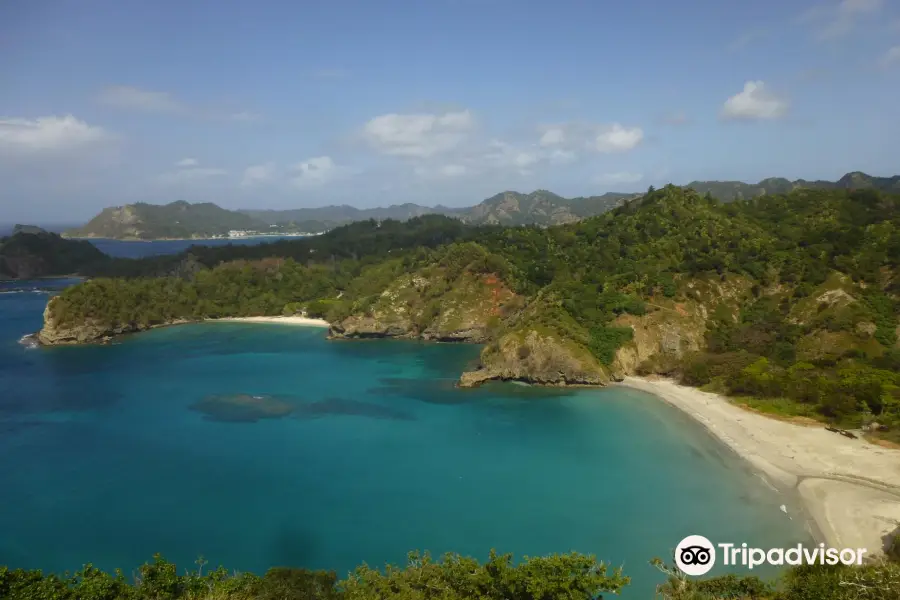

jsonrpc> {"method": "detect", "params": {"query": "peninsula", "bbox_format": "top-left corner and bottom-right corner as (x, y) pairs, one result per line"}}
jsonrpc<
(0, 226), (108, 279)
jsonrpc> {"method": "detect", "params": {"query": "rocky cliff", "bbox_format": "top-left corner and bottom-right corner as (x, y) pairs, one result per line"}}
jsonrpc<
(328, 267), (518, 342)
(459, 327), (612, 387)
(37, 297), (191, 345)
(39, 298), (131, 345)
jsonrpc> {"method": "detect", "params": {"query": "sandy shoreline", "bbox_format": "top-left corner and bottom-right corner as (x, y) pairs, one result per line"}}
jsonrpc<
(620, 376), (900, 556)
(211, 316), (329, 327)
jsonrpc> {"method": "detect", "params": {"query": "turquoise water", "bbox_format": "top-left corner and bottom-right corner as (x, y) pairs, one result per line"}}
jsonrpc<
(0, 280), (811, 597)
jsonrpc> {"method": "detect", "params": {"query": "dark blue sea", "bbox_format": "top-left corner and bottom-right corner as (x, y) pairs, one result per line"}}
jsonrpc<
(86, 236), (305, 259)
(0, 239), (812, 597)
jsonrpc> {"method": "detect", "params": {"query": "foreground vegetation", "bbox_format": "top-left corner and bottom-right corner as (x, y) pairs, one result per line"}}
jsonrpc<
(3, 552), (899, 600)
(43, 185), (900, 438)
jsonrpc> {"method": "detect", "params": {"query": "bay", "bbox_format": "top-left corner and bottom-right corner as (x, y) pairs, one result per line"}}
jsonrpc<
(0, 280), (811, 598)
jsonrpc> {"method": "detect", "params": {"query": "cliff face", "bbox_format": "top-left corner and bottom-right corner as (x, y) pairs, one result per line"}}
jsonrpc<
(37, 297), (191, 345)
(329, 268), (517, 342)
(38, 298), (128, 345)
(459, 327), (611, 387)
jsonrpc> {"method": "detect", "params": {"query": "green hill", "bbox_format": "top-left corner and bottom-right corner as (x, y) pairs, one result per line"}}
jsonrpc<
(687, 171), (900, 202)
(0, 228), (108, 279)
(65, 200), (268, 240)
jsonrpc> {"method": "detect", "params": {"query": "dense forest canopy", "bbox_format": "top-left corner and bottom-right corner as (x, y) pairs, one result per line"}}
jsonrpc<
(0, 230), (107, 279)
(2, 550), (898, 600)
(47, 185), (900, 438)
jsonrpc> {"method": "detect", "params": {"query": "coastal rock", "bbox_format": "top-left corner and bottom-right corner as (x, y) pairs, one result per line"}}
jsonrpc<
(38, 299), (122, 345)
(37, 297), (192, 345)
(609, 278), (747, 377)
(610, 311), (705, 377)
(328, 315), (414, 339)
(329, 266), (517, 343)
(459, 328), (611, 387)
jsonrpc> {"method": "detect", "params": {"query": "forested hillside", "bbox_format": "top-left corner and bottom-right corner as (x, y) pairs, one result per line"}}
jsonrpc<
(65, 200), (268, 240)
(0, 229), (108, 279)
(41, 186), (900, 440)
(687, 171), (900, 202)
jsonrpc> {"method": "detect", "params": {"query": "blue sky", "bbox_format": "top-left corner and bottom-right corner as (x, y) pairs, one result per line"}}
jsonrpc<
(1, 0), (899, 222)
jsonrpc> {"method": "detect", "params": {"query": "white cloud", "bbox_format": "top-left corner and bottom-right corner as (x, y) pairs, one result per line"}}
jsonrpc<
(241, 162), (277, 186)
(363, 110), (474, 157)
(158, 158), (227, 184)
(880, 46), (900, 67)
(801, 0), (883, 40)
(721, 81), (789, 120)
(97, 86), (184, 113)
(483, 140), (541, 175)
(414, 163), (470, 179)
(539, 128), (566, 147)
(536, 122), (643, 156)
(291, 156), (337, 187)
(594, 124), (644, 153)
(439, 164), (467, 177)
(548, 148), (576, 164)
(594, 172), (644, 185)
(0, 115), (111, 154)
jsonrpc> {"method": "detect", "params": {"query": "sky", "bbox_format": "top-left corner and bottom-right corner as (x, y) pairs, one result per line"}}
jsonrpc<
(1, 0), (899, 222)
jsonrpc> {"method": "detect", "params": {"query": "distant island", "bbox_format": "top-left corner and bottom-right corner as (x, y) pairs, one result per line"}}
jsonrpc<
(62, 200), (324, 241)
(63, 171), (899, 241)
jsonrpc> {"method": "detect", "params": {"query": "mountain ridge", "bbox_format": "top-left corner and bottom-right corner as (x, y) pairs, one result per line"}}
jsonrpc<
(66, 171), (899, 240)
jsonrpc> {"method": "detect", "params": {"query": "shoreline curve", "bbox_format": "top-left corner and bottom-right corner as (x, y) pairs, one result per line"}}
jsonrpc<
(209, 316), (329, 327)
(619, 376), (900, 557)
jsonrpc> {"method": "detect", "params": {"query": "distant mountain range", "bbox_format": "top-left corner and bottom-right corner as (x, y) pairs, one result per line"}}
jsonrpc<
(65, 172), (899, 240)
(687, 171), (900, 202)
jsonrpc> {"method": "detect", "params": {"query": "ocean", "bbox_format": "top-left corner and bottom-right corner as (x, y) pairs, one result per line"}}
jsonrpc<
(86, 236), (307, 259)
(0, 239), (812, 598)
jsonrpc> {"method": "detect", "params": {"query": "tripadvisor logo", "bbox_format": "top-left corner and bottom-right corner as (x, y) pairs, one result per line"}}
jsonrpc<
(674, 535), (868, 577)
(675, 535), (717, 576)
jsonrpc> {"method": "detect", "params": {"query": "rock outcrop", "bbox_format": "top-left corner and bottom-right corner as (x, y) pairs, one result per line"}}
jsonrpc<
(37, 297), (189, 345)
(459, 328), (611, 387)
(328, 268), (517, 343)
(328, 315), (414, 339)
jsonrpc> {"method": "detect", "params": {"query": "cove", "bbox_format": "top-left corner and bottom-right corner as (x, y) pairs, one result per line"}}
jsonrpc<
(0, 298), (811, 598)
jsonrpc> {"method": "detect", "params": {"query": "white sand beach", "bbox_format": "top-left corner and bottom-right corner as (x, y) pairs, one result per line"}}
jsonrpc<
(212, 316), (330, 327)
(620, 376), (900, 556)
